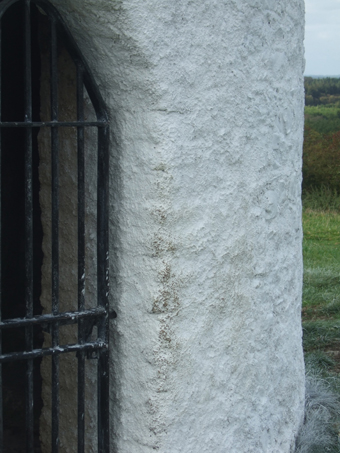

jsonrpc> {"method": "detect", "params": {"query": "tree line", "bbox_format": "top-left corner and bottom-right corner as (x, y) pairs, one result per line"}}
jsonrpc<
(305, 77), (340, 106)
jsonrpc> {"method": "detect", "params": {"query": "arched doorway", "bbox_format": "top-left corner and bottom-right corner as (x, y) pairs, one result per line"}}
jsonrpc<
(0, 1), (110, 451)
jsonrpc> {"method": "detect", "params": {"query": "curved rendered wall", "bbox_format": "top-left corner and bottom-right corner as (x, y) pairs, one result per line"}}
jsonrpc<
(47, 1), (305, 451)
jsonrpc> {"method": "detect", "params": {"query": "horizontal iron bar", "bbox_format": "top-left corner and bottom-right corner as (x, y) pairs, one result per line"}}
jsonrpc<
(0, 121), (108, 128)
(0, 307), (107, 330)
(0, 341), (107, 363)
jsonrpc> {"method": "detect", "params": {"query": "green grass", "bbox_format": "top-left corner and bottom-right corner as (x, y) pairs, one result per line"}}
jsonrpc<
(303, 187), (340, 213)
(298, 88), (340, 451)
(305, 106), (340, 117)
(302, 209), (340, 318)
(301, 199), (340, 451)
(305, 105), (340, 134)
(295, 366), (340, 453)
(302, 206), (340, 342)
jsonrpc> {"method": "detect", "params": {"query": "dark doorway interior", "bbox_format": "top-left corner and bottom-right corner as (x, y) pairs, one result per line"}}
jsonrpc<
(1, 3), (43, 451)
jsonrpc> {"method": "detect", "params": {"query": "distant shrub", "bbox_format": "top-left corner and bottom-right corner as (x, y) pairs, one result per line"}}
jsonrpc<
(302, 186), (340, 212)
(303, 127), (340, 193)
(305, 94), (316, 106)
(305, 106), (340, 118)
(304, 107), (340, 134)
(305, 77), (340, 106)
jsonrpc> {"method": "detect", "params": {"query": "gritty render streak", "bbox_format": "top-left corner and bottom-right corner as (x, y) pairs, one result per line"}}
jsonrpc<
(44, 1), (305, 452)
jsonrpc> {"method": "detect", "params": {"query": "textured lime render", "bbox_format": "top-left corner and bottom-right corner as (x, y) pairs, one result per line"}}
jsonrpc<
(45, 1), (305, 451)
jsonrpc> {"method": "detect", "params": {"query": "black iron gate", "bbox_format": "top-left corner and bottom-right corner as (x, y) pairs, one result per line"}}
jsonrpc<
(0, 0), (110, 451)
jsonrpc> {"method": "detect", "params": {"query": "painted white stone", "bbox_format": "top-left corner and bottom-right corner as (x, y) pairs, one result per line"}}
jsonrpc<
(42, 0), (305, 451)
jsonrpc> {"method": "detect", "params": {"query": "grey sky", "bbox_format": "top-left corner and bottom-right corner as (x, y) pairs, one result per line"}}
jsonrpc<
(304, 0), (340, 75)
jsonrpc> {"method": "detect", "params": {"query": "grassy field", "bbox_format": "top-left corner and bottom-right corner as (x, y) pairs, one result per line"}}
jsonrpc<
(305, 105), (340, 135)
(305, 106), (340, 117)
(298, 78), (340, 451)
(302, 207), (340, 370)
(300, 197), (340, 451)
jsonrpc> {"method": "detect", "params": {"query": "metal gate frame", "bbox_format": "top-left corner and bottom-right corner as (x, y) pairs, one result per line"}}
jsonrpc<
(0, 0), (110, 451)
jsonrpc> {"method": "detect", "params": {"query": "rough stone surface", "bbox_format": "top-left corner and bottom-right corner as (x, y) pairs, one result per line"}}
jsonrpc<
(42, 0), (305, 451)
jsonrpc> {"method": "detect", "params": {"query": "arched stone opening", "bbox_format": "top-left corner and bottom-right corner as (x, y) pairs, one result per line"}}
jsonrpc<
(0, 1), (110, 451)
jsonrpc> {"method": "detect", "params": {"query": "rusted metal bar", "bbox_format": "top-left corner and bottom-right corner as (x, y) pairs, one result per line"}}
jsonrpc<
(97, 124), (110, 452)
(0, 307), (108, 329)
(0, 341), (108, 363)
(0, 14), (2, 453)
(24, 1), (34, 450)
(77, 63), (86, 453)
(0, 121), (108, 127)
(50, 16), (60, 453)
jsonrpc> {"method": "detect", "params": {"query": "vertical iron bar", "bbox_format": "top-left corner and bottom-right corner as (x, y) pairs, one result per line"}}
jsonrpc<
(0, 17), (2, 453)
(24, 1), (34, 451)
(77, 64), (85, 453)
(97, 125), (110, 453)
(50, 17), (59, 453)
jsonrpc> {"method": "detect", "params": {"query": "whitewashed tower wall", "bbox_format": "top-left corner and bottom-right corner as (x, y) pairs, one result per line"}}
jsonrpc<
(43, 1), (305, 451)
